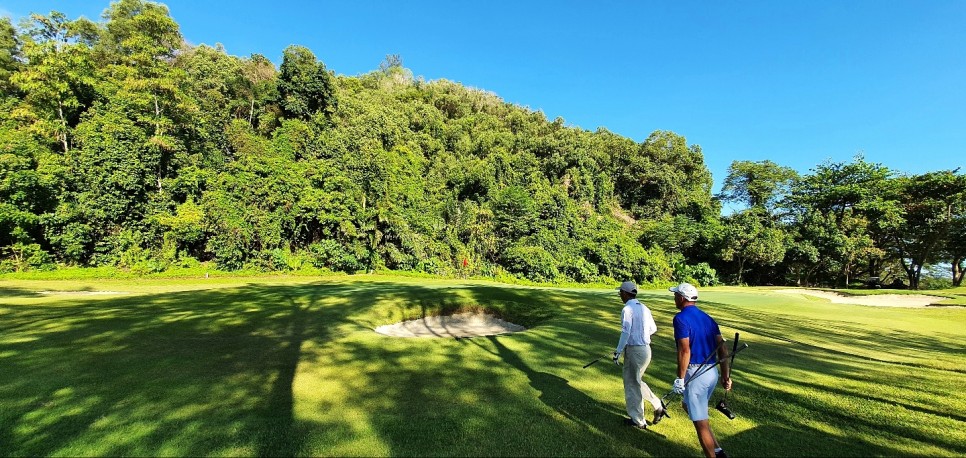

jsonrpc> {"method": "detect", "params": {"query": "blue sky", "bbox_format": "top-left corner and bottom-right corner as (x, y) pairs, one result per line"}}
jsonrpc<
(5, 1), (965, 195)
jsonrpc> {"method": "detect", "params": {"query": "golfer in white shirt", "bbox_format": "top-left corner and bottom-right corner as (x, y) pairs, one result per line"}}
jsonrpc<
(613, 280), (667, 429)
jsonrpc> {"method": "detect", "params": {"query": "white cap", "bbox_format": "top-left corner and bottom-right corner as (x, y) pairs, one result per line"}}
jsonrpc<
(669, 282), (698, 301)
(617, 281), (637, 294)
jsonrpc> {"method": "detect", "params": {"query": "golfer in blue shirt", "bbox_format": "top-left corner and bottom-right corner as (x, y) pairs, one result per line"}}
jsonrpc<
(670, 283), (732, 458)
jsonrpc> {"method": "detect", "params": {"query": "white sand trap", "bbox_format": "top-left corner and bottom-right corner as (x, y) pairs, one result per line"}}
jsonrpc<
(774, 289), (947, 307)
(375, 312), (526, 338)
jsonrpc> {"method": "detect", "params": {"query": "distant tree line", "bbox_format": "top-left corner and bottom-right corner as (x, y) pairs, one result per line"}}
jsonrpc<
(2, 0), (964, 289)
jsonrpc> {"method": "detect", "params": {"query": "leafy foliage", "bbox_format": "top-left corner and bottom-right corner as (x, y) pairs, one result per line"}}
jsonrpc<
(1, 2), (962, 289)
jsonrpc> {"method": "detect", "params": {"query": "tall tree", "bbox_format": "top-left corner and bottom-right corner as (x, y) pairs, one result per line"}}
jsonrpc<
(98, 0), (187, 191)
(719, 208), (786, 284)
(0, 17), (20, 95)
(718, 160), (798, 212)
(174, 44), (241, 167)
(11, 12), (98, 153)
(788, 157), (894, 285)
(946, 211), (966, 286)
(887, 170), (966, 289)
(613, 130), (714, 219)
(277, 45), (336, 121)
(238, 53), (277, 127)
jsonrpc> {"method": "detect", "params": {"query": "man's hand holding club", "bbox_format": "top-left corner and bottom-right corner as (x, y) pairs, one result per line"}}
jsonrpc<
(672, 377), (685, 394)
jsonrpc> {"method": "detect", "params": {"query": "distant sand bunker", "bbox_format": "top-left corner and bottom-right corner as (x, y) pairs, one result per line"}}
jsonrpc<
(774, 289), (947, 307)
(375, 312), (526, 338)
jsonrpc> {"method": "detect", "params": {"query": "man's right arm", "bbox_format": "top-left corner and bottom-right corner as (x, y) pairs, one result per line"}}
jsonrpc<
(676, 337), (690, 379)
(615, 307), (629, 355)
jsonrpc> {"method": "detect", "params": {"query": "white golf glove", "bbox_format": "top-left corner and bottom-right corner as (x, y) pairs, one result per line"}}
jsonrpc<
(612, 352), (621, 365)
(672, 378), (685, 394)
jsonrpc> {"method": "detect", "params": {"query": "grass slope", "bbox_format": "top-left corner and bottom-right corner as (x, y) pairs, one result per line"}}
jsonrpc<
(1, 276), (964, 456)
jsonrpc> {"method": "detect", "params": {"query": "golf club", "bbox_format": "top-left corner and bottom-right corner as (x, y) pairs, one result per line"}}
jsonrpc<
(655, 342), (718, 425)
(662, 340), (725, 401)
(583, 354), (621, 368)
(689, 342), (748, 384)
(715, 332), (740, 419)
(663, 341), (749, 401)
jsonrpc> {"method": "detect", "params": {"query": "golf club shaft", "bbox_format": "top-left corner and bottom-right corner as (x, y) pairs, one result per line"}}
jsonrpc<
(663, 342), (749, 400)
(725, 333), (740, 400)
(730, 333), (740, 366)
(687, 343), (748, 383)
(683, 339), (726, 385)
(662, 340), (725, 400)
(582, 354), (608, 369)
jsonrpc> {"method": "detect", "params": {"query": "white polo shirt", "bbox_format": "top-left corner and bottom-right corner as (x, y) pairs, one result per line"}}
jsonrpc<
(616, 298), (658, 353)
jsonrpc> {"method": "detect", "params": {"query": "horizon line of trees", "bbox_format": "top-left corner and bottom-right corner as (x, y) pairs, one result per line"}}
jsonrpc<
(1, 0), (964, 289)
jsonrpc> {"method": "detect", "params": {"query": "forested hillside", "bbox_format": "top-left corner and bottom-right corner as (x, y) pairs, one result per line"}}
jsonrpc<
(1, 0), (964, 288)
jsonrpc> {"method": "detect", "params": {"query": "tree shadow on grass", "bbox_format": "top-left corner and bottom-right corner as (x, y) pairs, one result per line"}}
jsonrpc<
(718, 306), (966, 372)
(0, 286), (44, 298)
(728, 424), (892, 457)
(688, 330), (966, 456)
(485, 335), (693, 456)
(732, 344), (966, 455)
(0, 279), (581, 456)
(6, 280), (959, 456)
(0, 281), (374, 456)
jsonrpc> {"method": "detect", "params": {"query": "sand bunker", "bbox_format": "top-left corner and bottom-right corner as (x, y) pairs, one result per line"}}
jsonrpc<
(375, 312), (526, 338)
(774, 289), (947, 307)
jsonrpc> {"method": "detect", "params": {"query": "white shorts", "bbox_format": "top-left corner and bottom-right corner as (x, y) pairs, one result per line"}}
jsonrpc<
(683, 365), (718, 421)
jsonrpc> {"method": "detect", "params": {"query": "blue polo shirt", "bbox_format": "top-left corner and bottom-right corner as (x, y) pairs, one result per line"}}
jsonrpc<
(672, 305), (721, 364)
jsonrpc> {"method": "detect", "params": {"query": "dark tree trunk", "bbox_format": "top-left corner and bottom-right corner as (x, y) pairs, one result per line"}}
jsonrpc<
(953, 257), (964, 287)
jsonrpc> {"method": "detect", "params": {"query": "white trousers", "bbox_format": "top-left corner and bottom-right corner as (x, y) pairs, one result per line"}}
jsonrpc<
(622, 344), (662, 426)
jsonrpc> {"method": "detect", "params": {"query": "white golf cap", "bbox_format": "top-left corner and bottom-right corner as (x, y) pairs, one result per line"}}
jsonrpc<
(669, 282), (698, 301)
(617, 280), (637, 294)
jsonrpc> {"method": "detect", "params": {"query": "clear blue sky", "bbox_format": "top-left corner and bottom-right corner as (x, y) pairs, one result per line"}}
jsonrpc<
(4, 0), (965, 194)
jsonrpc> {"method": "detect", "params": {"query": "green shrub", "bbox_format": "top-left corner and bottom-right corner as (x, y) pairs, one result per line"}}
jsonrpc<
(503, 244), (559, 282)
(674, 260), (719, 286)
(308, 240), (366, 273)
(557, 253), (597, 283)
(6, 243), (55, 271)
(416, 257), (449, 276)
(636, 246), (674, 285)
(919, 275), (953, 290)
(206, 233), (247, 270)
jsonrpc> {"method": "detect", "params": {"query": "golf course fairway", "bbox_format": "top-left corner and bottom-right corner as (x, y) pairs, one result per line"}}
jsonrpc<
(1, 276), (964, 456)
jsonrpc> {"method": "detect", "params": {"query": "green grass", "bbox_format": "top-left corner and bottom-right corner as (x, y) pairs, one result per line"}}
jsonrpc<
(1, 277), (964, 456)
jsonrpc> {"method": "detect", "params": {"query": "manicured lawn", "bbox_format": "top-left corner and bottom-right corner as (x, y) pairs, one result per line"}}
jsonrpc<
(1, 276), (964, 456)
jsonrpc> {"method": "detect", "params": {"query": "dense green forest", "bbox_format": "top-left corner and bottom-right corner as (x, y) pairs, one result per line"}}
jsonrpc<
(1, 0), (964, 288)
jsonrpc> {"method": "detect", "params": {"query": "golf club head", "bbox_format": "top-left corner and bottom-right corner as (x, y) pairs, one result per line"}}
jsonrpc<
(659, 398), (670, 420)
(716, 399), (736, 420)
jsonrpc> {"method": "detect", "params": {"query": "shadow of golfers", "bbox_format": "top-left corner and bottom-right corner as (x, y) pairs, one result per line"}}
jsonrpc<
(727, 424), (896, 456)
(486, 335), (692, 456)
